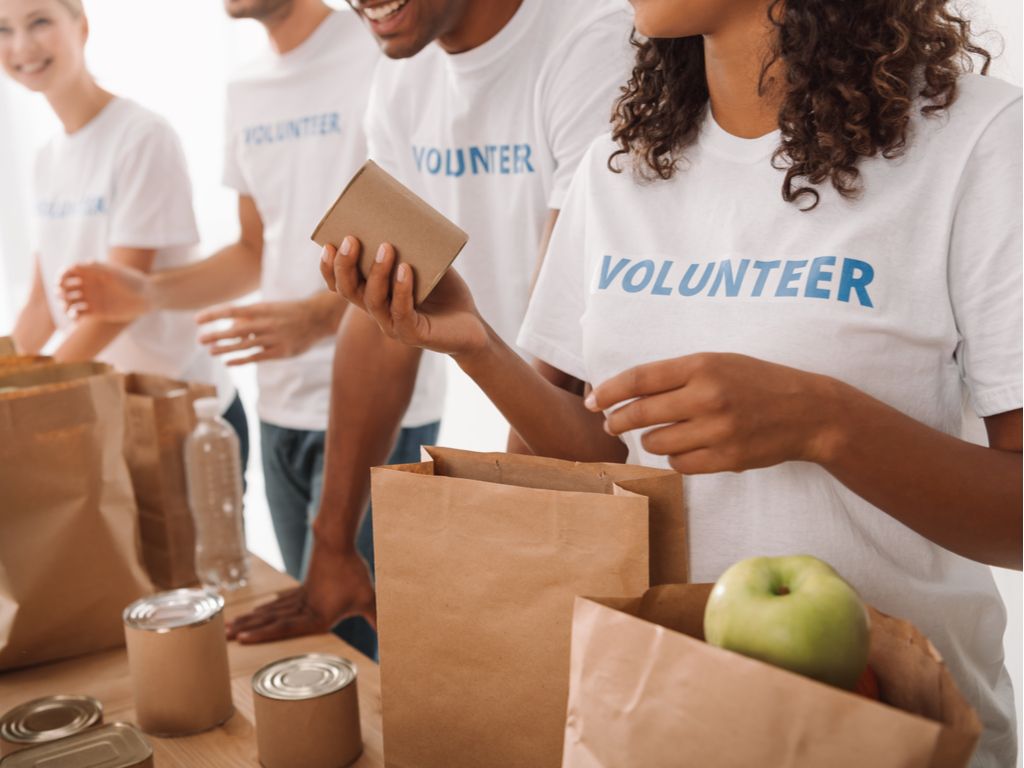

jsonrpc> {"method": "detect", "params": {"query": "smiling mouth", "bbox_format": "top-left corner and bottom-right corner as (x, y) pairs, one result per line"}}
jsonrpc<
(360, 0), (410, 22)
(17, 59), (52, 75)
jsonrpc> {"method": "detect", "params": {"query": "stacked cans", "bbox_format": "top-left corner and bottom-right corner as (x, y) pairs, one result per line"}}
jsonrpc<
(253, 654), (362, 768)
(0, 695), (102, 756)
(123, 589), (234, 736)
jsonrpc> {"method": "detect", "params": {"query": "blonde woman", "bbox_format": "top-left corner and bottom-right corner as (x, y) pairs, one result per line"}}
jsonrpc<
(0, 0), (248, 460)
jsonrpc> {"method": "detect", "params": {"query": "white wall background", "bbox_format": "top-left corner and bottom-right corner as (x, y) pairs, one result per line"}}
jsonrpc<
(0, 0), (1020, 755)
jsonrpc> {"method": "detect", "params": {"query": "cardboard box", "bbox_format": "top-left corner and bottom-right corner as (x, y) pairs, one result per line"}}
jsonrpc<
(562, 584), (981, 768)
(0, 337), (16, 357)
(311, 160), (468, 304)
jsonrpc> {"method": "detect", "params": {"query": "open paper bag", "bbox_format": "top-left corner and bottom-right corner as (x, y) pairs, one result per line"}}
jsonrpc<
(123, 373), (216, 588)
(0, 362), (153, 670)
(563, 583), (982, 768)
(370, 447), (688, 768)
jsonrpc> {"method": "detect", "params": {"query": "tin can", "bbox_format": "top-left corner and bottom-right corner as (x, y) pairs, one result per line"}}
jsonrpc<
(253, 654), (362, 768)
(0, 695), (103, 756)
(0, 722), (152, 767)
(123, 588), (234, 736)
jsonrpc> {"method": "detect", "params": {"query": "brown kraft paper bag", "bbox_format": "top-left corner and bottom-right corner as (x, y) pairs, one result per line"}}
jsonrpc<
(123, 373), (216, 588)
(0, 362), (153, 670)
(371, 446), (688, 768)
(563, 584), (982, 768)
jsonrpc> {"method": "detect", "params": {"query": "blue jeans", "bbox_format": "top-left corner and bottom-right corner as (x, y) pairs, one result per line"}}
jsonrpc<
(261, 419), (441, 661)
(221, 393), (250, 487)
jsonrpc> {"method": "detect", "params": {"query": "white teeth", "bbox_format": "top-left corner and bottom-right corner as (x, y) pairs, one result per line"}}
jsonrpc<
(20, 61), (48, 74)
(362, 0), (408, 22)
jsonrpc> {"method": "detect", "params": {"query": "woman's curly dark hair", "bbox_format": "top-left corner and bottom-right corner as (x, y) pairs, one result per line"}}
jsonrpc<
(610, 1), (992, 209)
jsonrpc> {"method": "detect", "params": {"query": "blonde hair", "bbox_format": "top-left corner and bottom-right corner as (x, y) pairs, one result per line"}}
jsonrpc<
(56, 0), (83, 17)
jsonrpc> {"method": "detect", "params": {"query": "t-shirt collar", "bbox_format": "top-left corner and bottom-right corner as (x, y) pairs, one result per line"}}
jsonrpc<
(700, 106), (781, 164)
(443, 0), (539, 76)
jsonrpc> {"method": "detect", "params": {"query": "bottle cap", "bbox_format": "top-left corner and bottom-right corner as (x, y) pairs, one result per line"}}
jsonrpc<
(193, 397), (221, 420)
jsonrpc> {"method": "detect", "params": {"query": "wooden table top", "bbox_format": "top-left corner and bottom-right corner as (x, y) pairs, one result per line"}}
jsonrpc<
(0, 558), (384, 767)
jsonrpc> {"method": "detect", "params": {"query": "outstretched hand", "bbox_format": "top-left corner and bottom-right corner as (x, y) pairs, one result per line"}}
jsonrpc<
(320, 237), (489, 357)
(226, 545), (376, 644)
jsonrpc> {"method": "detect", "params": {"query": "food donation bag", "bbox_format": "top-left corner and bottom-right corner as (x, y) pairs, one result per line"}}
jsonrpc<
(371, 446), (688, 768)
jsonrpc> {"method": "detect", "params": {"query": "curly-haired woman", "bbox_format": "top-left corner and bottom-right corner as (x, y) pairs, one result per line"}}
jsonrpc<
(323, 0), (1021, 761)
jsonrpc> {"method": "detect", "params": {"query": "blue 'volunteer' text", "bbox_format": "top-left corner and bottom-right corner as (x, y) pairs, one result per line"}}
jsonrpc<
(243, 112), (341, 146)
(412, 144), (535, 177)
(596, 255), (875, 307)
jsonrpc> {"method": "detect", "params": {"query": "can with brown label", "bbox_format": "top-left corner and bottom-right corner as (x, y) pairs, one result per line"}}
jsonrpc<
(0, 722), (152, 767)
(123, 588), (233, 736)
(253, 654), (362, 768)
(0, 695), (103, 756)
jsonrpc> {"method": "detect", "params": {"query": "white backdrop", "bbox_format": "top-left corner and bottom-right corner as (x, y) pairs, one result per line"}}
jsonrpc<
(0, 1), (1020, 753)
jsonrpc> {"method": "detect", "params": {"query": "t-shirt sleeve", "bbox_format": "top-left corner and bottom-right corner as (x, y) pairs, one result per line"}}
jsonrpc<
(108, 121), (200, 249)
(221, 93), (249, 195)
(517, 145), (595, 381)
(540, 10), (632, 210)
(948, 96), (1023, 417)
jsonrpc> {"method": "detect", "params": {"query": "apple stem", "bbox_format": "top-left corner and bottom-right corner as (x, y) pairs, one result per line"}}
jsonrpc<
(774, 585), (791, 596)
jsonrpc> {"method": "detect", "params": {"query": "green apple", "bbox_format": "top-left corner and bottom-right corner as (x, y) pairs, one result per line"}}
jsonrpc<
(703, 555), (870, 690)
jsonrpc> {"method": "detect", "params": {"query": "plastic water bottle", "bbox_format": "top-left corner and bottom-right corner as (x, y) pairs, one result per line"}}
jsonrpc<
(184, 397), (248, 590)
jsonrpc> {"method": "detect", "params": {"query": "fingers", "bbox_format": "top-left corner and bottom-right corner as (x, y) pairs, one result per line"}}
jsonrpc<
(196, 303), (260, 325)
(198, 319), (273, 345)
(331, 237), (368, 307)
(603, 387), (695, 436)
(389, 263), (421, 342)
(236, 614), (324, 644)
(363, 243), (398, 333)
(207, 336), (271, 356)
(586, 354), (708, 412)
(225, 348), (284, 366)
(320, 243), (339, 292)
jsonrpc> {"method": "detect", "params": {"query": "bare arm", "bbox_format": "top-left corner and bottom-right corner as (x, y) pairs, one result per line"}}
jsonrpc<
(592, 354), (1023, 569)
(12, 256), (55, 355)
(506, 208), (584, 456)
(145, 194), (264, 310)
(819, 389), (1021, 569)
(60, 195), (264, 317)
(312, 309), (421, 554)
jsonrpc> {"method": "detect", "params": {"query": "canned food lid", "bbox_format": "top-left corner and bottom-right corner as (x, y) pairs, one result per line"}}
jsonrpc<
(0, 722), (151, 767)
(253, 654), (357, 700)
(0, 696), (102, 745)
(122, 588), (224, 631)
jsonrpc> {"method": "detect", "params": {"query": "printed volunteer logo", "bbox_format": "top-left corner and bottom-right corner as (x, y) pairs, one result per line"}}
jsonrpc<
(595, 255), (876, 307)
(37, 196), (107, 219)
(412, 144), (535, 177)
(243, 112), (342, 146)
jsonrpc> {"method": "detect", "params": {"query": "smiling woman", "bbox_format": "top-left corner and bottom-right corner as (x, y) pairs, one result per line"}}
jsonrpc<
(0, 0), (245, 448)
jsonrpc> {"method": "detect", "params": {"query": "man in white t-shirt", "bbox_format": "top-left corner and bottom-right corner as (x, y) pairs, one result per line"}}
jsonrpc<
(225, 0), (634, 642)
(61, 0), (443, 659)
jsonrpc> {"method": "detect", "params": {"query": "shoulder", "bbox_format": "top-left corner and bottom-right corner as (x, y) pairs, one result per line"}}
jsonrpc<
(539, 0), (631, 42)
(916, 73), (1022, 152)
(110, 100), (187, 166)
(538, 0), (632, 67)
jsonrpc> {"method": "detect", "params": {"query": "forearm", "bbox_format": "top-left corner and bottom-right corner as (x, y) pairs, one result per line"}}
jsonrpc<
(304, 291), (347, 341)
(52, 318), (130, 362)
(12, 302), (55, 355)
(312, 311), (421, 553)
(458, 326), (625, 462)
(816, 378), (1022, 568)
(149, 241), (261, 310)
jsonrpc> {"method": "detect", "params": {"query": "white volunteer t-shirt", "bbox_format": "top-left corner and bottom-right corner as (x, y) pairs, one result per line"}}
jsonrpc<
(520, 74), (1021, 768)
(34, 97), (234, 407)
(364, 0), (633, 349)
(223, 9), (443, 430)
